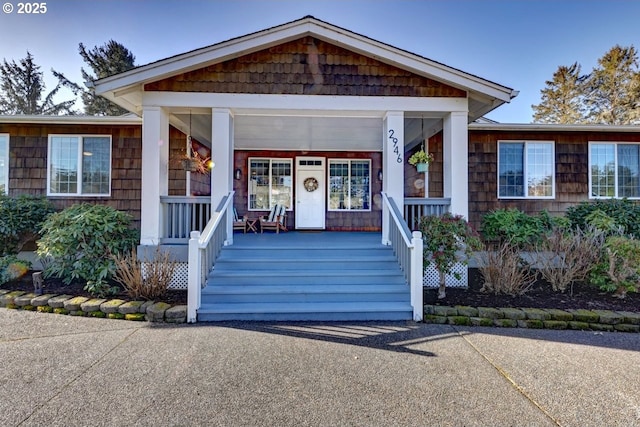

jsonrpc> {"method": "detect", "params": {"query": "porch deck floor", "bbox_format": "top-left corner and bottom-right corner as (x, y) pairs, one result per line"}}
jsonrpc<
(231, 230), (385, 248)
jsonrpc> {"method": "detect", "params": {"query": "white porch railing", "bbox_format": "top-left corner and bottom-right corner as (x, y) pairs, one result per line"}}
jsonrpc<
(404, 197), (451, 231)
(382, 192), (424, 321)
(187, 191), (234, 323)
(160, 196), (212, 243)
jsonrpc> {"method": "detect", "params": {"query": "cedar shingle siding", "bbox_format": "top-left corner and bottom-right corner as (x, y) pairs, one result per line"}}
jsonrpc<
(144, 37), (466, 98)
(2, 123), (208, 227)
(467, 130), (640, 228)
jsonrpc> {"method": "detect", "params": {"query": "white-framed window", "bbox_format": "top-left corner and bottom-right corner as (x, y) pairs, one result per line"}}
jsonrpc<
(498, 140), (555, 199)
(0, 134), (8, 194)
(328, 159), (371, 211)
(248, 158), (292, 210)
(590, 141), (640, 198)
(47, 135), (112, 196)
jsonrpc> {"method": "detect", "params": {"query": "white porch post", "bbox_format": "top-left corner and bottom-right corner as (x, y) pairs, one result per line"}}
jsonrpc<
(382, 111), (405, 245)
(140, 106), (169, 245)
(211, 108), (234, 244)
(443, 111), (469, 218)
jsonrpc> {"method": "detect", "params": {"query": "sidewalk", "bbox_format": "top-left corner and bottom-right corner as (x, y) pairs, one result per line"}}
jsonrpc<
(1, 309), (638, 426)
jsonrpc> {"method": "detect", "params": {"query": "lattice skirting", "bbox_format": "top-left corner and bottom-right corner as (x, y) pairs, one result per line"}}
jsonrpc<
(423, 262), (468, 288)
(141, 262), (189, 290)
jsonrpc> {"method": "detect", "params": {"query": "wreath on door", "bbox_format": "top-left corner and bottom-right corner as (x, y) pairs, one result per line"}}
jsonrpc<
(303, 177), (319, 192)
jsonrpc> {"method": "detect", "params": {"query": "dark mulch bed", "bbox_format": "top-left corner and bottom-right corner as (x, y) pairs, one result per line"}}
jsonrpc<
(425, 270), (640, 313)
(2, 272), (187, 305)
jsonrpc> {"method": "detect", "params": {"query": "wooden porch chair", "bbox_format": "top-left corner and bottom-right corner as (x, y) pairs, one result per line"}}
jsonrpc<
(233, 207), (247, 233)
(260, 204), (288, 233)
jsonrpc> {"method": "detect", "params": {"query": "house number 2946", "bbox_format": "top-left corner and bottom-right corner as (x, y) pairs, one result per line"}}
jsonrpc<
(388, 129), (403, 163)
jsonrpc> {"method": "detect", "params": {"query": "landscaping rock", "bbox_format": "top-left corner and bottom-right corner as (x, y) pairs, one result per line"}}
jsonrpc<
(494, 318), (517, 327)
(37, 305), (54, 313)
(477, 307), (504, 319)
(544, 309), (573, 321)
(140, 301), (155, 314)
(146, 302), (171, 322)
(118, 301), (145, 314)
(568, 321), (590, 330)
(100, 299), (126, 314)
(455, 306), (478, 317)
(165, 305), (187, 323)
(589, 323), (614, 332)
(107, 312), (125, 320)
(501, 308), (526, 320)
(0, 289), (10, 296)
(424, 314), (448, 324)
(125, 313), (146, 321)
(592, 310), (623, 325)
(569, 309), (599, 323)
(616, 311), (640, 325)
(614, 324), (640, 333)
(31, 294), (57, 307)
(543, 320), (568, 330)
(448, 316), (471, 326)
(470, 317), (493, 327)
(522, 308), (551, 321)
(14, 293), (38, 307)
(47, 295), (74, 308)
(0, 291), (25, 307)
(517, 319), (544, 329)
(80, 299), (107, 313)
(433, 306), (458, 316)
(63, 297), (89, 311)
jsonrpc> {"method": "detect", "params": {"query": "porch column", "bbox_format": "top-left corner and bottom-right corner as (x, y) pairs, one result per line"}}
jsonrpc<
(382, 111), (404, 245)
(443, 111), (469, 218)
(140, 106), (169, 245)
(211, 108), (234, 242)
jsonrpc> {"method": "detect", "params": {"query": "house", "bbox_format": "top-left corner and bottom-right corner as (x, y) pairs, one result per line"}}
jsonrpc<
(2, 16), (639, 321)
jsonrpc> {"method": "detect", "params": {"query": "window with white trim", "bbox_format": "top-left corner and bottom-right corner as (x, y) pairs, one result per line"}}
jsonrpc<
(328, 159), (371, 211)
(498, 141), (555, 198)
(590, 142), (640, 198)
(48, 135), (111, 196)
(248, 158), (292, 210)
(0, 134), (8, 194)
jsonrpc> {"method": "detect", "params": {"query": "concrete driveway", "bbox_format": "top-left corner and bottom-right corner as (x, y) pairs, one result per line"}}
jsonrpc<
(1, 309), (638, 426)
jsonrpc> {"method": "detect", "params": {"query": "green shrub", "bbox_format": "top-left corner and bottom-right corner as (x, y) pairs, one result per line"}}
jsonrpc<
(590, 235), (640, 297)
(0, 255), (31, 285)
(0, 194), (55, 255)
(480, 208), (559, 249)
(566, 199), (640, 238)
(419, 213), (482, 299)
(36, 204), (139, 297)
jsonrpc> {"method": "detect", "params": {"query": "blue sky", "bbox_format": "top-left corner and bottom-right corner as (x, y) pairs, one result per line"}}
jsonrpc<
(0, 0), (638, 123)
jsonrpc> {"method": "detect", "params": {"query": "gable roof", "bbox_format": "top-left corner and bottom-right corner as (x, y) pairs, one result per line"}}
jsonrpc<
(93, 16), (518, 120)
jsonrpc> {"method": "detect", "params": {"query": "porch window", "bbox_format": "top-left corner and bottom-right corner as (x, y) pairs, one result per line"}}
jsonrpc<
(248, 158), (292, 210)
(590, 142), (640, 198)
(0, 134), (7, 194)
(498, 141), (554, 198)
(48, 135), (111, 196)
(328, 159), (371, 211)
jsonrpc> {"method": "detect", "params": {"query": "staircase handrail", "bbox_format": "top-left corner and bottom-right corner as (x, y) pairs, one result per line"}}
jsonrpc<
(382, 192), (424, 321)
(187, 191), (235, 323)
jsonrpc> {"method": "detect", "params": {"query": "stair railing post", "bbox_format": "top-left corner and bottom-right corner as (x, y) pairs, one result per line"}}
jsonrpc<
(188, 230), (202, 323)
(410, 230), (424, 321)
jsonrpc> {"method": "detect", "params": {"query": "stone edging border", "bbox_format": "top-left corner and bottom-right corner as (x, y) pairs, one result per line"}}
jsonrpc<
(425, 305), (640, 333)
(0, 289), (186, 323)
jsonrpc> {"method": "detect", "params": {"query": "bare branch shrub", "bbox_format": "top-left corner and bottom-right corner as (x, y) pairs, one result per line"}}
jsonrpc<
(534, 227), (605, 294)
(113, 248), (177, 300)
(477, 242), (536, 296)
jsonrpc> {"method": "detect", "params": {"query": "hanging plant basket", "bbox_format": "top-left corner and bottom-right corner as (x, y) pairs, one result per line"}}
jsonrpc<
(416, 163), (429, 173)
(407, 149), (434, 172)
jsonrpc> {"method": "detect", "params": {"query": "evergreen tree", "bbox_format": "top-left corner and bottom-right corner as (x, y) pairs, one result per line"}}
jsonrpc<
(583, 45), (640, 125)
(54, 40), (135, 116)
(532, 62), (587, 124)
(0, 52), (75, 115)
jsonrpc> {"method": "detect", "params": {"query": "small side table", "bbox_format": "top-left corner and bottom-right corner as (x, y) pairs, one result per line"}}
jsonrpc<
(247, 218), (259, 234)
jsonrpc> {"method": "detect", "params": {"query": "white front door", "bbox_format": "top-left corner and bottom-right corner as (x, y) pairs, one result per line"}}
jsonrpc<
(296, 157), (325, 229)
